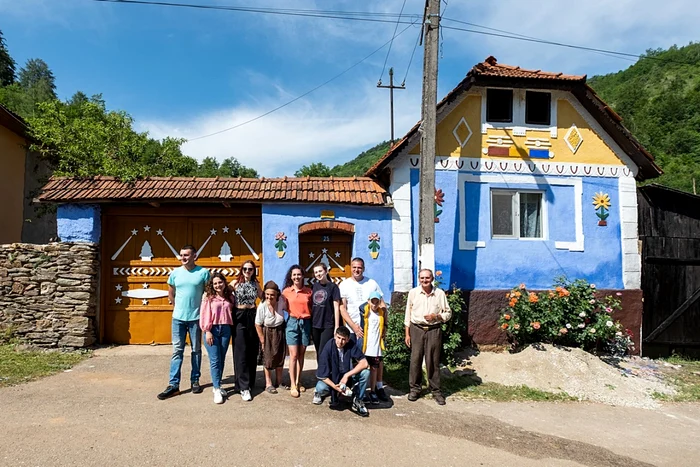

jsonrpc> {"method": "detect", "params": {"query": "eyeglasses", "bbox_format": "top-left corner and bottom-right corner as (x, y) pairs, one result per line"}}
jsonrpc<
(243, 267), (254, 272)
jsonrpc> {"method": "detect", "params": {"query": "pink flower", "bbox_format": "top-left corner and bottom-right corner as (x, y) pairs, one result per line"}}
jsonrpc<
(605, 307), (613, 313)
(275, 232), (287, 241)
(589, 299), (596, 304)
(368, 232), (380, 242)
(519, 283), (526, 290)
(590, 284), (596, 289)
(616, 292), (622, 296)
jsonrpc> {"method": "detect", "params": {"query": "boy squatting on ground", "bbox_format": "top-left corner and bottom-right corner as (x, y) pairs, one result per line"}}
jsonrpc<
(313, 326), (370, 417)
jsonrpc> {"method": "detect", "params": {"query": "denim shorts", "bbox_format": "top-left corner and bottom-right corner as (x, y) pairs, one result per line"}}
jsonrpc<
(286, 317), (311, 346)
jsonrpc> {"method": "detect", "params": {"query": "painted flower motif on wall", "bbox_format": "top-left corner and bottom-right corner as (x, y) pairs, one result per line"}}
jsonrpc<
(368, 233), (381, 259)
(434, 188), (444, 223)
(274, 232), (287, 258)
(592, 192), (611, 226)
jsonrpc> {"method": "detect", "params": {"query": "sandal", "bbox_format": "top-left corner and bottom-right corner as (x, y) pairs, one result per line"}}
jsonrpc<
(266, 386), (278, 394)
(299, 386), (306, 393)
(290, 386), (300, 398)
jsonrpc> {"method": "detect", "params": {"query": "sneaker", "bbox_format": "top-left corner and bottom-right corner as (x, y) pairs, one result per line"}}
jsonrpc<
(157, 385), (180, 400)
(213, 388), (223, 404)
(329, 400), (343, 411)
(434, 393), (446, 406)
(312, 392), (323, 405)
(362, 393), (371, 404)
(352, 397), (369, 417)
(241, 389), (252, 401)
(407, 391), (419, 402)
(369, 392), (380, 405)
(375, 386), (389, 402)
(219, 388), (228, 401)
(191, 381), (203, 394)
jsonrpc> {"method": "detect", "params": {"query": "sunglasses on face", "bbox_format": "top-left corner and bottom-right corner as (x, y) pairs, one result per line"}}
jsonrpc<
(243, 267), (254, 272)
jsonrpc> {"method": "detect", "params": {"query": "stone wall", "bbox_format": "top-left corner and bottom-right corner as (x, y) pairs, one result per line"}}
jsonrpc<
(0, 242), (98, 348)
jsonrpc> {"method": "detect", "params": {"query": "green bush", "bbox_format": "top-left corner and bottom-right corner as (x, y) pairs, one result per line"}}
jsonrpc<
(498, 277), (633, 354)
(384, 307), (411, 368)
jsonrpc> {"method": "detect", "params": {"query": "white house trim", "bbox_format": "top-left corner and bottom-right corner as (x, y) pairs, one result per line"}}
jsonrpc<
(458, 173), (584, 252)
(618, 176), (641, 288)
(389, 159), (414, 292)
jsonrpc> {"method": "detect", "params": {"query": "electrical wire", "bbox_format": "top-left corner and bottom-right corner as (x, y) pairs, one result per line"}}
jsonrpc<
(188, 20), (418, 141)
(378, 0), (408, 84)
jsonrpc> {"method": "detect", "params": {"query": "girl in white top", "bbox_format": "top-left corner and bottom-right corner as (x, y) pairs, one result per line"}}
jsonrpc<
(254, 281), (288, 393)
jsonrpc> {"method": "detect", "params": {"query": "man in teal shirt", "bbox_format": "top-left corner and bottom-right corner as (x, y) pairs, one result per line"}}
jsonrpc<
(157, 245), (210, 400)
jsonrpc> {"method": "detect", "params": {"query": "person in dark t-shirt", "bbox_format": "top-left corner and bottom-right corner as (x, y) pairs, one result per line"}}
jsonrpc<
(311, 263), (340, 364)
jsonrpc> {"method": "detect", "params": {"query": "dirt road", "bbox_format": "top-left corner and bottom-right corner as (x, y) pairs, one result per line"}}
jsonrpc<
(0, 346), (697, 466)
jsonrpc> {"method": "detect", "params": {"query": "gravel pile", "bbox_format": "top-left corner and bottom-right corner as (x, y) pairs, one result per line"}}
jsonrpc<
(466, 344), (675, 409)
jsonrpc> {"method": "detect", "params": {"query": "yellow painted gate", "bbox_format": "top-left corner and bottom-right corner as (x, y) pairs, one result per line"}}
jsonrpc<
(101, 206), (262, 344)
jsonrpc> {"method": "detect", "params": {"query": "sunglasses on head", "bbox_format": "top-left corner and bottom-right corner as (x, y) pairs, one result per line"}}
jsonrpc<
(243, 267), (254, 272)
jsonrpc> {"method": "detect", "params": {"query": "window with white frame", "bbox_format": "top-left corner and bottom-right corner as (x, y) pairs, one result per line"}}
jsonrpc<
(484, 88), (553, 127)
(491, 190), (544, 239)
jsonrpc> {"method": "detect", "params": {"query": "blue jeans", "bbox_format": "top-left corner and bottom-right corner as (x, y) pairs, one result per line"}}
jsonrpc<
(168, 319), (202, 388)
(315, 368), (370, 401)
(203, 324), (231, 389)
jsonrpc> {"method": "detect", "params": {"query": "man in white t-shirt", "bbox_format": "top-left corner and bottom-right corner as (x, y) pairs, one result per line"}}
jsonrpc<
(339, 257), (388, 401)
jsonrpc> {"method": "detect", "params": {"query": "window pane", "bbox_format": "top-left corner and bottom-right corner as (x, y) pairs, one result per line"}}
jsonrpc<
(520, 193), (542, 238)
(486, 89), (513, 123)
(525, 91), (551, 125)
(492, 192), (514, 236)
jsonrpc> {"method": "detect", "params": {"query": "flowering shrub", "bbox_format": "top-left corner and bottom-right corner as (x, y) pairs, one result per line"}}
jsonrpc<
(498, 277), (633, 354)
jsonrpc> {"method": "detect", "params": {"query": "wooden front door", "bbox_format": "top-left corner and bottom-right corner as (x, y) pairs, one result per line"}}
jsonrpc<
(299, 231), (353, 286)
(102, 206), (262, 344)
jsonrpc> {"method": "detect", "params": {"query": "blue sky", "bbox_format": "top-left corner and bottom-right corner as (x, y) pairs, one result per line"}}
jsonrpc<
(1, 0), (699, 176)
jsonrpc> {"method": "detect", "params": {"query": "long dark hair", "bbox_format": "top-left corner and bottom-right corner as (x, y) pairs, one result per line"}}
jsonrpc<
(205, 272), (233, 302)
(283, 264), (304, 289)
(235, 260), (259, 286)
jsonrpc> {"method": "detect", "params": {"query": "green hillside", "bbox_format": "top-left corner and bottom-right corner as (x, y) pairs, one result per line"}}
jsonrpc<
(588, 43), (700, 193)
(332, 140), (391, 176)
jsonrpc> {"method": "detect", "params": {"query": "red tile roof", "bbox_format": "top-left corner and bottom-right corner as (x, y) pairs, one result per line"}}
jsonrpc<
(473, 56), (586, 81)
(36, 176), (390, 206)
(366, 56), (661, 181)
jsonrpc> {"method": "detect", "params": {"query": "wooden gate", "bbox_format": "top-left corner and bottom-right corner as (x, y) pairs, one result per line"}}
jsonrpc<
(299, 231), (353, 286)
(639, 186), (700, 356)
(101, 206), (262, 344)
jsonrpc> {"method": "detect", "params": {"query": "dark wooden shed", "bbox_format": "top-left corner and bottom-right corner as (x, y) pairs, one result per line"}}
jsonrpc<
(638, 184), (700, 357)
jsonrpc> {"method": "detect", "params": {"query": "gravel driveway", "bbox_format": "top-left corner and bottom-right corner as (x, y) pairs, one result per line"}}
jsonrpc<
(1, 346), (698, 467)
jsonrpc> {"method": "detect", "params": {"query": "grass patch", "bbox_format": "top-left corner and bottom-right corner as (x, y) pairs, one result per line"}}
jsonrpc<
(652, 355), (700, 402)
(384, 363), (574, 402)
(0, 343), (90, 387)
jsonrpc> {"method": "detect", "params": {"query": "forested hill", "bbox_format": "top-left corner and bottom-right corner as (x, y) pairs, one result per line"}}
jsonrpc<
(333, 44), (700, 191)
(588, 43), (700, 193)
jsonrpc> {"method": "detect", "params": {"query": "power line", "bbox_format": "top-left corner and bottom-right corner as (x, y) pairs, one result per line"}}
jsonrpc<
(378, 0), (408, 84)
(188, 20), (418, 141)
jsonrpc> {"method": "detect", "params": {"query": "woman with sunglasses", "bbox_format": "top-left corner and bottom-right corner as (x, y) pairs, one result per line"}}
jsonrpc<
(232, 260), (263, 401)
(282, 264), (312, 398)
(311, 262), (340, 364)
(200, 272), (234, 404)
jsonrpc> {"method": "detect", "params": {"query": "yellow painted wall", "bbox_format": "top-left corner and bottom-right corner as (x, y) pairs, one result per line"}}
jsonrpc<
(0, 125), (26, 244)
(407, 91), (625, 166)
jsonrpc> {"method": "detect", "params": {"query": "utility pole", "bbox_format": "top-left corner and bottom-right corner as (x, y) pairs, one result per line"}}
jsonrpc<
(377, 67), (405, 143)
(418, 0), (440, 275)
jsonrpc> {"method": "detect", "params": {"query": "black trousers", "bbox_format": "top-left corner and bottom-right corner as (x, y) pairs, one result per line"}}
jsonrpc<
(409, 323), (442, 395)
(312, 327), (334, 363)
(232, 308), (259, 391)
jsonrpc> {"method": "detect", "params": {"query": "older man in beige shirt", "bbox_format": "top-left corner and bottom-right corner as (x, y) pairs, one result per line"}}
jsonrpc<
(404, 268), (451, 405)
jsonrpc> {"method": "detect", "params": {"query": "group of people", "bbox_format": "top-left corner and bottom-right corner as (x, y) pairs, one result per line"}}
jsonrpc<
(157, 244), (451, 416)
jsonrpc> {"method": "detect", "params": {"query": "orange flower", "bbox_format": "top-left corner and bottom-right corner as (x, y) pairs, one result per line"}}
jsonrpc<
(514, 291), (522, 298)
(531, 321), (541, 330)
(501, 323), (509, 330)
(504, 314), (511, 320)
(559, 328), (568, 334)
(557, 287), (570, 298)
(509, 298), (517, 307)
(548, 291), (556, 299)
(519, 283), (526, 290)
(513, 324), (520, 330)
(506, 292), (511, 298)
(528, 292), (538, 303)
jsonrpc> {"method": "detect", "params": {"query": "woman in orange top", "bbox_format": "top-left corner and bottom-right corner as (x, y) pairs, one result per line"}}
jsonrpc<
(281, 264), (312, 398)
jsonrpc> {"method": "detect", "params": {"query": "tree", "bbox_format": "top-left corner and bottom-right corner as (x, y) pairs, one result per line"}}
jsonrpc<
(219, 157), (258, 178)
(17, 58), (57, 117)
(27, 96), (199, 180)
(294, 162), (332, 177)
(197, 157), (221, 177)
(0, 29), (15, 86)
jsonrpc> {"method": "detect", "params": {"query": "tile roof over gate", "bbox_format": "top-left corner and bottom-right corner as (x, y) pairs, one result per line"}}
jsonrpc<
(36, 176), (390, 206)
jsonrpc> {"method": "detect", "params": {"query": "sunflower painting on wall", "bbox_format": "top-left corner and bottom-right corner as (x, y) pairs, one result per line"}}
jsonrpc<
(592, 192), (611, 226)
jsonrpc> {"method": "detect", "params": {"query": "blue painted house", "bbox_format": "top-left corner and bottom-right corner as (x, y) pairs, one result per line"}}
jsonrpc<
(365, 57), (661, 348)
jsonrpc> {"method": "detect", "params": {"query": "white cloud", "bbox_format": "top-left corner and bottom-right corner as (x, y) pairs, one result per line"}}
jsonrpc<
(139, 80), (421, 177)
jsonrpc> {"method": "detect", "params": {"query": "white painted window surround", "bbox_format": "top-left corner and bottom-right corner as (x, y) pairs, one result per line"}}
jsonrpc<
(459, 173), (584, 252)
(481, 88), (558, 138)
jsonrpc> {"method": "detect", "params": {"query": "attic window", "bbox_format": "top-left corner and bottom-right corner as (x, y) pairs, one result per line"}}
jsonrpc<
(486, 89), (513, 123)
(525, 91), (551, 125)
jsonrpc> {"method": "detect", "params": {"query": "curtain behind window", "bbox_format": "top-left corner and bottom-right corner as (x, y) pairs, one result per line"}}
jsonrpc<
(520, 193), (542, 238)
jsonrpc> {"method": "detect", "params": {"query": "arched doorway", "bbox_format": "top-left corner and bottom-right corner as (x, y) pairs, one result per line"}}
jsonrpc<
(298, 221), (354, 285)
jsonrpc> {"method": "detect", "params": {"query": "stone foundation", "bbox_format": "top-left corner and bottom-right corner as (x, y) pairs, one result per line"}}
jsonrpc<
(0, 242), (98, 348)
